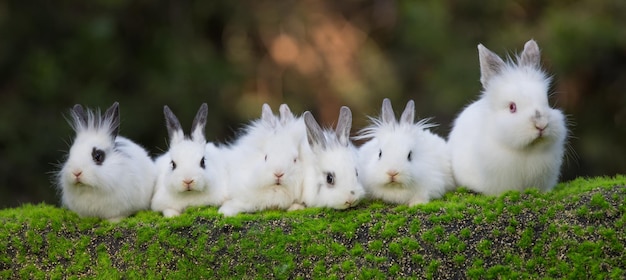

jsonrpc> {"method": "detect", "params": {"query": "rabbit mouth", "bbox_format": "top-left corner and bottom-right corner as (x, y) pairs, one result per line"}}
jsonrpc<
(384, 182), (405, 188)
(73, 181), (88, 187)
(529, 134), (548, 146)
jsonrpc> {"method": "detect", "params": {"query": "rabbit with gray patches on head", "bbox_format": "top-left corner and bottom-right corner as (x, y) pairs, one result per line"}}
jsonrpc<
(217, 103), (304, 217)
(448, 40), (567, 195)
(57, 102), (157, 222)
(151, 104), (227, 217)
(356, 99), (454, 206)
(294, 107), (365, 210)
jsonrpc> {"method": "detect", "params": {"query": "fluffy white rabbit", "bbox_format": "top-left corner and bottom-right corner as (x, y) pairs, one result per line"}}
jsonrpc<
(217, 104), (305, 216)
(294, 106), (365, 210)
(57, 102), (157, 222)
(151, 104), (227, 217)
(356, 99), (454, 206)
(448, 40), (567, 195)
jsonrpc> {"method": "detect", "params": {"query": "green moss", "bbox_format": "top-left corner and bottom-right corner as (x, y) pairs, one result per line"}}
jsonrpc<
(0, 176), (625, 278)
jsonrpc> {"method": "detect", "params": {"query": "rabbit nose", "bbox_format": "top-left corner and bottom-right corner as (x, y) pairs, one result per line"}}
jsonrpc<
(72, 171), (82, 178)
(274, 172), (284, 178)
(183, 179), (194, 185)
(387, 170), (399, 177)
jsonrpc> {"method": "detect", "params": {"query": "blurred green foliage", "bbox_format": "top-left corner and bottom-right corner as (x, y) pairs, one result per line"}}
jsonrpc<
(0, 0), (624, 208)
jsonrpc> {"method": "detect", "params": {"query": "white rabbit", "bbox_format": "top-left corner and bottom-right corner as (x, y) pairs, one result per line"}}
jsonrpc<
(217, 103), (304, 216)
(151, 104), (227, 217)
(57, 102), (157, 222)
(294, 106), (365, 209)
(356, 99), (454, 206)
(448, 39), (567, 195)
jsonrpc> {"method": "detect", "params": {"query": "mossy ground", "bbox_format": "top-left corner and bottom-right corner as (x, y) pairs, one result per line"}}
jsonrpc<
(1, 176), (625, 279)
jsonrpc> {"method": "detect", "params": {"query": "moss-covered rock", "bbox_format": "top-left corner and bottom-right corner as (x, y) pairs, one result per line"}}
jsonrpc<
(1, 176), (625, 279)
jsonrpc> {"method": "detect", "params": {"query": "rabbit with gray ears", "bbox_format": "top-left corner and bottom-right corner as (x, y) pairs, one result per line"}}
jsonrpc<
(57, 102), (157, 222)
(293, 107), (365, 210)
(151, 104), (227, 217)
(217, 104), (305, 216)
(448, 40), (567, 195)
(356, 99), (454, 206)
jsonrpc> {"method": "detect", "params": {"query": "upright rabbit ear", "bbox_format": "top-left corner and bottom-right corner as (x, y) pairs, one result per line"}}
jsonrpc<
(279, 104), (294, 125)
(381, 98), (396, 124)
(304, 111), (326, 149)
(478, 43), (506, 87)
(261, 103), (278, 129)
(103, 102), (120, 138)
(164, 105), (184, 144)
(400, 100), (415, 124)
(519, 39), (540, 68)
(335, 106), (352, 147)
(71, 104), (88, 131)
(191, 103), (208, 143)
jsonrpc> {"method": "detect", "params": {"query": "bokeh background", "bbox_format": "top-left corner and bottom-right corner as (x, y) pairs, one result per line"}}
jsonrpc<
(1, 0), (624, 208)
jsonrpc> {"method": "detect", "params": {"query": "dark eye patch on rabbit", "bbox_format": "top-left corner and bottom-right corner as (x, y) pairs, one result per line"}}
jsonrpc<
(91, 147), (106, 165)
(326, 172), (335, 186)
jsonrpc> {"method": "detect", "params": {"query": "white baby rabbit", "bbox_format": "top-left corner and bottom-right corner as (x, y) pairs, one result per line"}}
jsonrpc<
(295, 106), (365, 209)
(448, 39), (567, 195)
(217, 103), (304, 216)
(57, 102), (156, 222)
(356, 98), (454, 206)
(151, 104), (227, 217)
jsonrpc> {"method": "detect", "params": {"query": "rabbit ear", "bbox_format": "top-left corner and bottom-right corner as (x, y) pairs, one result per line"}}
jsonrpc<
(304, 111), (326, 149)
(400, 100), (415, 124)
(335, 106), (352, 147)
(519, 39), (540, 68)
(191, 103), (208, 142)
(261, 103), (278, 129)
(163, 105), (184, 144)
(279, 104), (294, 125)
(478, 43), (506, 87)
(71, 104), (88, 131)
(103, 102), (120, 138)
(381, 98), (396, 124)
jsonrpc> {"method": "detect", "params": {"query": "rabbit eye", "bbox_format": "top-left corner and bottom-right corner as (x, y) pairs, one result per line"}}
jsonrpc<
(326, 172), (335, 186)
(170, 160), (177, 170)
(378, 149), (382, 159)
(264, 155), (268, 162)
(355, 169), (359, 177)
(509, 102), (517, 113)
(200, 157), (206, 169)
(91, 148), (106, 165)
(407, 151), (413, 162)
(293, 157), (297, 164)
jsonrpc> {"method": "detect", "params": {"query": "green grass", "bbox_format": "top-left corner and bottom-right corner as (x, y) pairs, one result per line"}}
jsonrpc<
(1, 176), (625, 279)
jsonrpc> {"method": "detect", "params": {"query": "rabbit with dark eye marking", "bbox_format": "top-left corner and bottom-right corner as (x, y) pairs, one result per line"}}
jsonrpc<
(448, 40), (567, 195)
(57, 102), (157, 222)
(292, 106), (365, 210)
(151, 104), (227, 217)
(356, 99), (454, 206)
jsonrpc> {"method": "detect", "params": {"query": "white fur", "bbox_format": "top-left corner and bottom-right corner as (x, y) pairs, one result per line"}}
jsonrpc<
(356, 99), (454, 206)
(448, 40), (567, 195)
(295, 107), (365, 210)
(58, 103), (156, 222)
(217, 104), (304, 216)
(151, 104), (227, 217)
